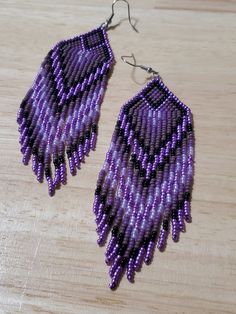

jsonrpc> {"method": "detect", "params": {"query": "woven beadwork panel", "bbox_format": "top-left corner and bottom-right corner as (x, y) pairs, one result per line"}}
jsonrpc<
(93, 76), (195, 289)
(17, 26), (114, 196)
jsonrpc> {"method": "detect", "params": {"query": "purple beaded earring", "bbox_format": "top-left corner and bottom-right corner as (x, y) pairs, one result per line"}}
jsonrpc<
(17, 0), (138, 196)
(93, 54), (195, 289)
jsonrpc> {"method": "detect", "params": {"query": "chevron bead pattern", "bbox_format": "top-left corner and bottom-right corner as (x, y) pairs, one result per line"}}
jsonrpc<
(93, 76), (195, 289)
(17, 26), (114, 196)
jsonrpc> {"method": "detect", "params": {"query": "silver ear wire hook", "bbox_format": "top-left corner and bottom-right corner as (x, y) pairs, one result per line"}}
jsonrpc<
(103, 0), (138, 32)
(121, 54), (159, 76)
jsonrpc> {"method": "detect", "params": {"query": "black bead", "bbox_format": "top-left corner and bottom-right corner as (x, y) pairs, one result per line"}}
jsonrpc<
(28, 127), (33, 136)
(25, 119), (31, 128)
(85, 130), (91, 139)
(28, 138), (34, 147)
(160, 140), (166, 147)
(71, 143), (77, 152)
(38, 154), (44, 163)
(144, 146), (149, 153)
(100, 194), (106, 204)
(56, 106), (62, 114)
(170, 148), (176, 156)
(182, 131), (187, 139)
(166, 133), (172, 141)
(127, 115), (132, 122)
(172, 209), (178, 220)
(135, 160), (140, 169)
(148, 155), (154, 163)
(151, 170), (156, 178)
(155, 147), (160, 155)
(184, 191), (191, 201)
(118, 128), (124, 138)
(187, 124), (193, 132)
(104, 204), (112, 214)
(130, 154), (136, 162)
(32, 147), (38, 155)
(116, 120), (122, 128)
(66, 149), (72, 158)
(45, 167), (51, 177)
(120, 256), (128, 267)
(164, 155), (170, 164)
(142, 236), (150, 249)
(134, 131), (139, 138)
(53, 158), (60, 168)
(123, 106), (129, 114)
(158, 163), (164, 171)
(117, 232), (124, 245)
(171, 126), (177, 133)
(118, 243), (127, 256)
(140, 168), (146, 177)
(130, 248), (138, 259)
(107, 215), (114, 225)
(78, 136), (84, 145)
(58, 155), (65, 164)
(142, 179), (150, 187)
(91, 123), (97, 133)
(176, 116), (182, 124)
(112, 226), (119, 237)
(20, 100), (27, 109)
(139, 138), (145, 147)
(163, 219), (169, 231)
(176, 140), (181, 148)
(124, 144), (131, 153)
(150, 231), (157, 241)
(178, 200), (184, 209)
(95, 185), (102, 195)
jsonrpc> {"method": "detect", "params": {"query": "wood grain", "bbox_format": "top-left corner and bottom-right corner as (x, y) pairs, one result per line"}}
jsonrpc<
(0, 0), (236, 313)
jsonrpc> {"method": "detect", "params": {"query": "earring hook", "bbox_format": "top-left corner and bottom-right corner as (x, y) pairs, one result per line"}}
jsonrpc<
(103, 0), (138, 32)
(121, 54), (159, 76)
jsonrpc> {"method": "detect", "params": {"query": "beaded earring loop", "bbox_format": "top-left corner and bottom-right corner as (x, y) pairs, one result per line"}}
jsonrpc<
(17, 1), (137, 196)
(93, 54), (195, 289)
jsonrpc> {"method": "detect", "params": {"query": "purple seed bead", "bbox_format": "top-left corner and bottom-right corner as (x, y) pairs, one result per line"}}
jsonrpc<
(73, 151), (80, 169)
(97, 214), (107, 233)
(106, 244), (119, 264)
(93, 195), (100, 215)
(54, 168), (61, 187)
(109, 266), (123, 290)
(97, 224), (109, 246)
(106, 236), (116, 257)
(157, 229), (168, 251)
(90, 133), (97, 150)
(134, 247), (145, 271)
(144, 241), (155, 265)
(109, 255), (121, 278)
(84, 139), (90, 156)
(127, 258), (135, 282)
(60, 163), (66, 185)
(47, 177), (55, 197)
(37, 163), (44, 183)
(172, 219), (180, 242)
(178, 209), (185, 232)
(22, 147), (31, 165)
(184, 200), (192, 222)
(32, 155), (38, 174)
(68, 156), (76, 175)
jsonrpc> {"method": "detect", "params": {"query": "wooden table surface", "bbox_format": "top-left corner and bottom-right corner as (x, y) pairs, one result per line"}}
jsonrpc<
(0, 0), (236, 313)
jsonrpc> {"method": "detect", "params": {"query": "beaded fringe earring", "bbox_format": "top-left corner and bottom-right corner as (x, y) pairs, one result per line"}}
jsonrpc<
(16, 0), (137, 196)
(93, 55), (195, 289)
